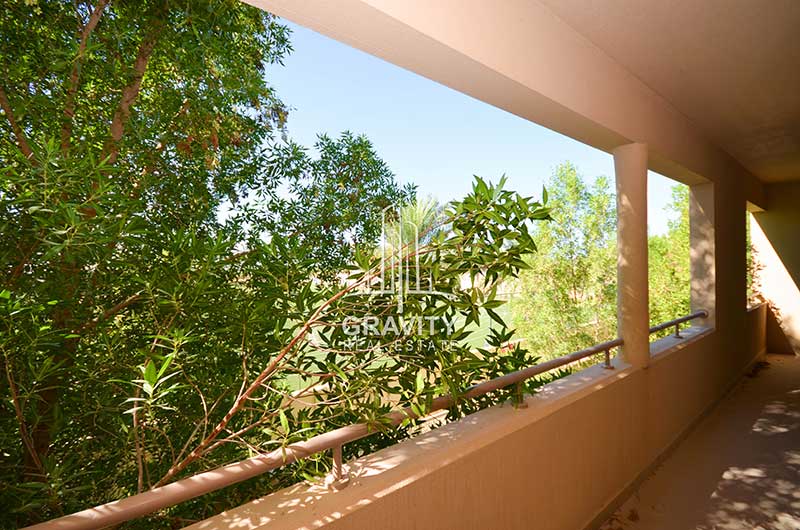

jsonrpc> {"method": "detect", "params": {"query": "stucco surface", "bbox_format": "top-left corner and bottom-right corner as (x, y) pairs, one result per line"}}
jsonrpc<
(752, 182), (800, 354)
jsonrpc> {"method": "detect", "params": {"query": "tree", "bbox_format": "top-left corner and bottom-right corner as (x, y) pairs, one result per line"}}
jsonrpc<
(509, 164), (693, 357)
(1, 165), (551, 528)
(648, 185), (690, 329)
(383, 195), (446, 251)
(144, 176), (553, 493)
(0, 1), (406, 525)
(510, 163), (617, 358)
(2, 0), (291, 503)
(0, 2), (555, 527)
(269, 132), (416, 279)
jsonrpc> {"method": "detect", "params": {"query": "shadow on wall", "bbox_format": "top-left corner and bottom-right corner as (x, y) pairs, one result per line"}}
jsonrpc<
(751, 182), (800, 355)
(690, 182), (716, 328)
(767, 305), (796, 355)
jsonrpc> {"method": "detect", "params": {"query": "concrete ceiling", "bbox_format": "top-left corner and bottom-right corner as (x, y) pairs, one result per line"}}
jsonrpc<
(538, 0), (800, 183)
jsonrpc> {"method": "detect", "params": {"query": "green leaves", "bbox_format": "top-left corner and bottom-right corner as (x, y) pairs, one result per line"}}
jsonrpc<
(301, 175), (552, 434)
(509, 163), (618, 361)
(123, 350), (183, 415)
(649, 184), (691, 333)
(271, 132), (417, 279)
(508, 164), (690, 365)
(0, 0), (561, 524)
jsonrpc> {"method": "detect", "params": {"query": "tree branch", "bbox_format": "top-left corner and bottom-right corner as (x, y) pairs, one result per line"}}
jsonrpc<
(223, 248), (257, 263)
(153, 270), (378, 487)
(104, 16), (164, 164)
(0, 84), (35, 161)
(76, 293), (141, 334)
(6, 237), (41, 288)
(133, 386), (145, 493)
(61, 0), (110, 155)
(3, 355), (45, 478)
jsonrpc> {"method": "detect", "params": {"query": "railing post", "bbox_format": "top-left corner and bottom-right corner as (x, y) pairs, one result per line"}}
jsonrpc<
(614, 142), (650, 369)
(328, 444), (349, 490)
(673, 323), (682, 338)
(513, 382), (529, 408)
(603, 348), (615, 370)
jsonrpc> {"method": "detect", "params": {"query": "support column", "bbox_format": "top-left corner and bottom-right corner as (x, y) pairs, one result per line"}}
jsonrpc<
(614, 143), (650, 368)
(689, 182), (715, 328)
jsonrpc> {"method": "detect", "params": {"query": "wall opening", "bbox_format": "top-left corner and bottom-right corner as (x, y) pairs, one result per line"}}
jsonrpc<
(508, 161), (617, 362)
(647, 172), (692, 339)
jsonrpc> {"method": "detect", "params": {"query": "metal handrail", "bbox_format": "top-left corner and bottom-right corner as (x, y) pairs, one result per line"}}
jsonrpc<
(25, 311), (708, 530)
(648, 310), (708, 338)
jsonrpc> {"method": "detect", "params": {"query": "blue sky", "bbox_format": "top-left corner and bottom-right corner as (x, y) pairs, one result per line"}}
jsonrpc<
(266, 21), (679, 235)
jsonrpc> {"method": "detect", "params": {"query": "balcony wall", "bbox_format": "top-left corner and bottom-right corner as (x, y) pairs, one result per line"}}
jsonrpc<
(752, 182), (800, 354)
(189, 306), (766, 530)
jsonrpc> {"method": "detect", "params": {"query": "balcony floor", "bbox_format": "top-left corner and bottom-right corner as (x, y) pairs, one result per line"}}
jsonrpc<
(601, 354), (800, 530)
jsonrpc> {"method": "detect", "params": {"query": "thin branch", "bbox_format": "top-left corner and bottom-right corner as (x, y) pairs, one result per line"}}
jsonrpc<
(223, 249), (257, 263)
(3, 355), (45, 477)
(202, 412), (279, 455)
(171, 394), (225, 471)
(104, 16), (164, 164)
(154, 270), (377, 487)
(154, 240), (445, 486)
(76, 293), (141, 334)
(0, 84), (35, 161)
(132, 387), (144, 493)
(61, 0), (110, 154)
(6, 237), (42, 288)
(143, 422), (176, 471)
(234, 321), (249, 402)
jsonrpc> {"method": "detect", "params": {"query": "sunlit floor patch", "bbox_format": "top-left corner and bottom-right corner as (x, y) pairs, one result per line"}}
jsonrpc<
(600, 354), (800, 530)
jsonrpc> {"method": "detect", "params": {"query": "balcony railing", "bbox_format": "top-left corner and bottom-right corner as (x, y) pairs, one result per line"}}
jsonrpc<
(25, 310), (708, 530)
(649, 310), (708, 337)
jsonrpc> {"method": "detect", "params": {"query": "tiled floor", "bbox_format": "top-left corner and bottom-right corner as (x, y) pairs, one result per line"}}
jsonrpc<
(601, 354), (800, 530)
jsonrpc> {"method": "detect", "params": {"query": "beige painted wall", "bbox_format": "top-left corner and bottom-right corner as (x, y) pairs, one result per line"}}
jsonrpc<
(748, 304), (768, 360)
(189, 307), (766, 530)
(752, 182), (800, 354)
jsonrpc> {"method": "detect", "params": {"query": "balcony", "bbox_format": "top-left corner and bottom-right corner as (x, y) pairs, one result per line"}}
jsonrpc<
(601, 353), (800, 530)
(29, 304), (797, 530)
(180, 308), (786, 530)
(20, 1), (800, 529)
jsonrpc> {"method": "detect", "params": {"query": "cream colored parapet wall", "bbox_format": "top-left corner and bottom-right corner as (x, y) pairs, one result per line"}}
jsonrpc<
(189, 309), (766, 530)
(752, 182), (800, 354)
(245, 0), (765, 206)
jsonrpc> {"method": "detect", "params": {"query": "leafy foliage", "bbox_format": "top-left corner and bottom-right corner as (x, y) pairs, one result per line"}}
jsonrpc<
(268, 132), (416, 278)
(1, 163), (551, 528)
(510, 163), (692, 357)
(648, 185), (691, 332)
(383, 195), (447, 251)
(0, 2), (555, 524)
(0, 1), (410, 526)
(510, 163), (617, 358)
(0, 2), (689, 528)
